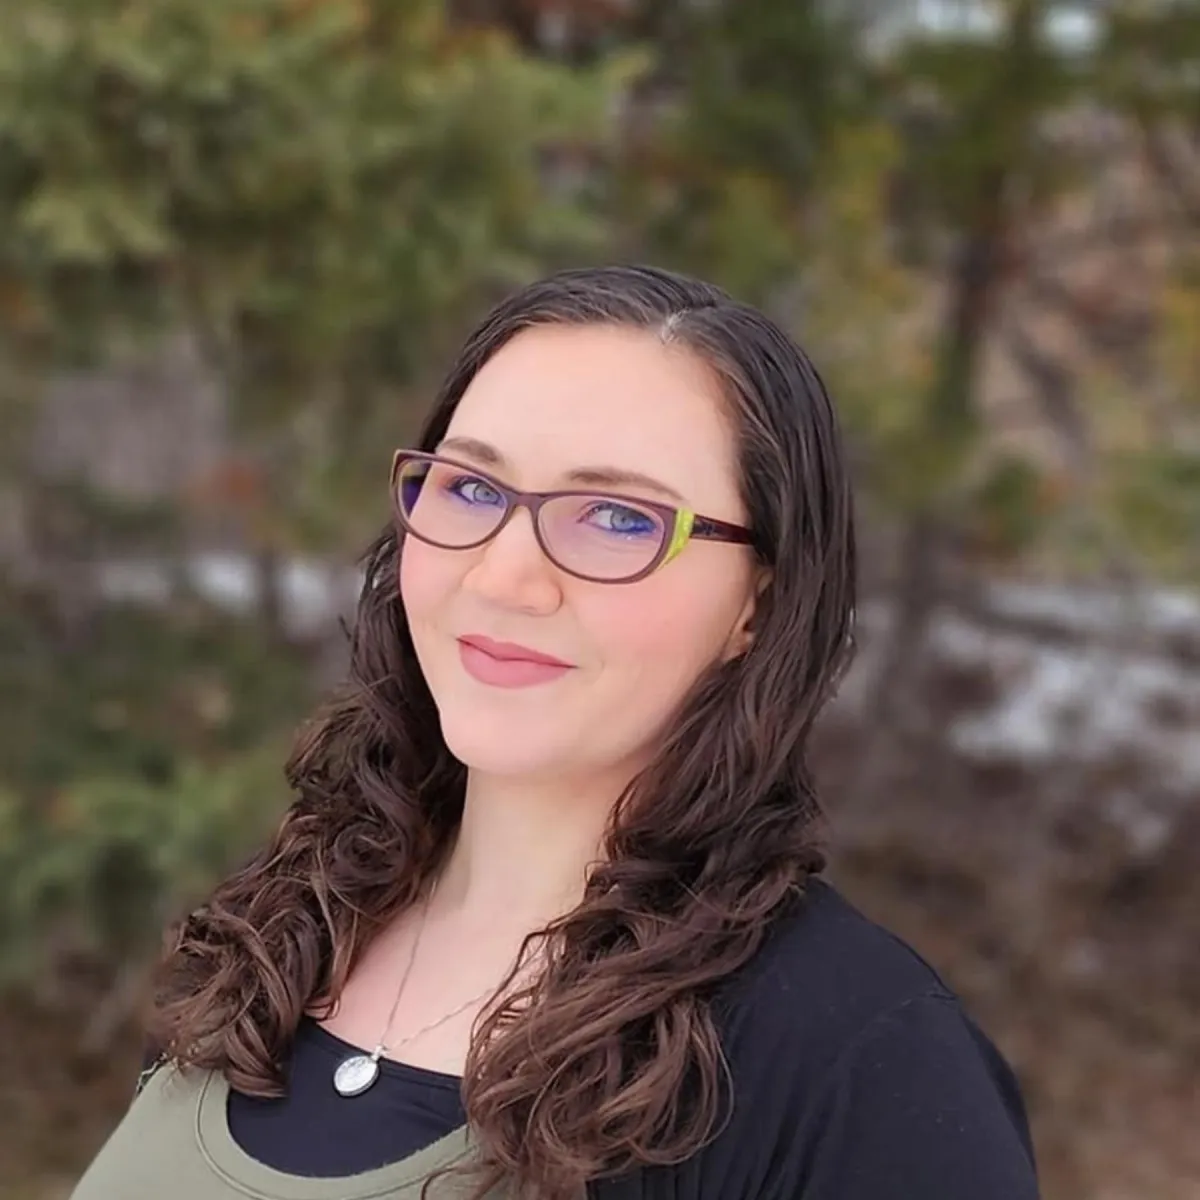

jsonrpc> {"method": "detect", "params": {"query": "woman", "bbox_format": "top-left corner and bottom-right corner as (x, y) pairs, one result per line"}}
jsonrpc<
(73, 265), (1039, 1200)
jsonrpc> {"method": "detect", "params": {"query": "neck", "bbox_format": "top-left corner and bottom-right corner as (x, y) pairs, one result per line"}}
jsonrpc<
(435, 769), (621, 929)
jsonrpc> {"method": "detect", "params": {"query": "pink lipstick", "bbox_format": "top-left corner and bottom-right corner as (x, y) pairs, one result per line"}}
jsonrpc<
(457, 635), (574, 689)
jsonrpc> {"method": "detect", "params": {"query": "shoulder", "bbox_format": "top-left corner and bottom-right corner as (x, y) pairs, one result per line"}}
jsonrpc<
(716, 876), (1026, 1101)
(668, 877), (1039, 1199)
(718, 875), (957, 1059)
(70, 1065), (214, 1200)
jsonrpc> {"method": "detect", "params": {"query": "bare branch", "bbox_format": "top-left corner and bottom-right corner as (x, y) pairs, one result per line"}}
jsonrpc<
(1001, 317), (1091, 473)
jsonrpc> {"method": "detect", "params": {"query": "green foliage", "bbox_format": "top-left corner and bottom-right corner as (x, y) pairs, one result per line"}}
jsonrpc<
(0, 584), (316, 793)
(0, 747), (288, 983)
(966, 453), (1057, 562)
(1099, 0), (1200, 118)
(0, 580), (315, 987)
(1108, 449), (1200, 575)
(887, 2), (1081, 227)
(676, 0), (870, 192)
(617, 0), (871, 302)
(0, 0), (629, 359)
(0, 0), (636, 552)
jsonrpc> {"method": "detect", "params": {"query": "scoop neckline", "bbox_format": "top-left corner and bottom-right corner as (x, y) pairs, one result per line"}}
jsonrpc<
(301, 1017), (464, 1092)
(195, 1070), (473, 1199)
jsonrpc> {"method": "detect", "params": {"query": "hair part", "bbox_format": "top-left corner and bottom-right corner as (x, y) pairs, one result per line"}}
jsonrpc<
(147, 265), (857, 1199)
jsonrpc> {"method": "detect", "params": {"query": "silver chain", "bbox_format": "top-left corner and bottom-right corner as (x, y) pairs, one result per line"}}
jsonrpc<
(332, 877), (543, 1096)
(368, 876), (498, 1061)
(382, 985), (496, 1055)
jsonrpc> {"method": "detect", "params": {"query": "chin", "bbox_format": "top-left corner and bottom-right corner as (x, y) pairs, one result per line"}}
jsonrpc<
(436, 707), (573, 778)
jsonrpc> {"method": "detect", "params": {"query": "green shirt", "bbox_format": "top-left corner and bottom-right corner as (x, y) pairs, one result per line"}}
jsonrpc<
(70, 1065), (503, 1200)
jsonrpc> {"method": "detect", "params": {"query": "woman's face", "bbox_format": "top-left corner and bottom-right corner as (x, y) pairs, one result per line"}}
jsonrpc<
(400, 324), (760, 787)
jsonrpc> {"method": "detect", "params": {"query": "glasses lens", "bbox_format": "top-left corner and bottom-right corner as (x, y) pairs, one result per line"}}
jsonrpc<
(540, 495), (667, 581)
(395, 458), (508, 547)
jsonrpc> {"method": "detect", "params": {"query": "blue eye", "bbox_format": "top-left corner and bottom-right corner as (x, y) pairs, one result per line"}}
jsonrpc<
(581, 501), (660, 538)
(445, 474), (504, 507)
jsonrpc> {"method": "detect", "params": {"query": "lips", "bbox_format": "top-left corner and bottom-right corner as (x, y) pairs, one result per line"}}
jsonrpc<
(457, 634), (572, 669)
(456, 634), (574, 690)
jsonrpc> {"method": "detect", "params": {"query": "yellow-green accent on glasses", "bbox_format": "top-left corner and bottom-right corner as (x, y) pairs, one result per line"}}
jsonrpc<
(663, 509), (696, 565)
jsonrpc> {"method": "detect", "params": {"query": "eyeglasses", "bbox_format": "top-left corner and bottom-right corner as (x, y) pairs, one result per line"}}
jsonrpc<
(390, 450), (754, 584)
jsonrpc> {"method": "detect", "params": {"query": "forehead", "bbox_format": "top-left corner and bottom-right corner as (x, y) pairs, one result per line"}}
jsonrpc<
(444, 324), (740, 503)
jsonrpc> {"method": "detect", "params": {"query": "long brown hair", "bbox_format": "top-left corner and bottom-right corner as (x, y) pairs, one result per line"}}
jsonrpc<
(147, 265), (857, 1197)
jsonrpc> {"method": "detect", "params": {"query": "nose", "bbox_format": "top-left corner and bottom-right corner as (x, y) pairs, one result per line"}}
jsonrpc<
(460, 506), (563, 615)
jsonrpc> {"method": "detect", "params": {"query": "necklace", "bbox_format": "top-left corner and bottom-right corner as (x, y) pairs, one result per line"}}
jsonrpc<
(332, 879), (494, 1098)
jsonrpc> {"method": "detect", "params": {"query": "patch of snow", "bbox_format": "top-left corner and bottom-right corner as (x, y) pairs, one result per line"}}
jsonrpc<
(987, 581), (1200, 642)
(846, 587), (1200, 801)
(97, 553), (361, 638)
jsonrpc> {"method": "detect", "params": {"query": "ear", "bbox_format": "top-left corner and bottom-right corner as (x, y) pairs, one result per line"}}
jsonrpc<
(724, 566), (772, 662)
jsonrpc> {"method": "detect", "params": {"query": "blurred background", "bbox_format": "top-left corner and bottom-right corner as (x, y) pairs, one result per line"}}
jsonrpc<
(1, 1), (1197, 1196)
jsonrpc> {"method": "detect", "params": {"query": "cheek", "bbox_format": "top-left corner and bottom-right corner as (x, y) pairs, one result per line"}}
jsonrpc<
(398, 539), (458, 621)
(589, 567), (743, 681)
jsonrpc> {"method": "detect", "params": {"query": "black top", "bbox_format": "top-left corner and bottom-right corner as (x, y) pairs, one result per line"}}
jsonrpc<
(227, 1021), (466, 1175)
(149, 877), (1040, 1198)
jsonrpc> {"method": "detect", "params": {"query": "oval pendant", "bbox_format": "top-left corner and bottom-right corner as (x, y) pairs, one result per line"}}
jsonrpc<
(333, 1052), (381, 1097)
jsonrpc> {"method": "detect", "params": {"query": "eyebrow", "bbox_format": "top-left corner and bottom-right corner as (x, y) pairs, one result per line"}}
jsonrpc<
(436, 435), (687, 504)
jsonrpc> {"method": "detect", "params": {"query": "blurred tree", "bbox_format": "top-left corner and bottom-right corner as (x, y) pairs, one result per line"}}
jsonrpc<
(0, 0), (639, 1016)
(0, 0), (637, 629)
(594, 0), (1197, 790)
(614, 0), (876, 301)
(1097, 0), (1200, 578)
